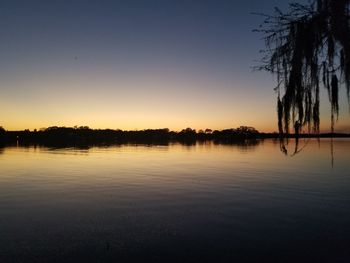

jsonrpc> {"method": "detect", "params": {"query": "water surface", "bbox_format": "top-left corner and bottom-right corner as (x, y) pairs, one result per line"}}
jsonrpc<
(0, 139), (349, 262)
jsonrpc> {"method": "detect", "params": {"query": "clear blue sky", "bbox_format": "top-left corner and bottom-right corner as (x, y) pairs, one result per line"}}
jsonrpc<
(0, 0), (349, 132)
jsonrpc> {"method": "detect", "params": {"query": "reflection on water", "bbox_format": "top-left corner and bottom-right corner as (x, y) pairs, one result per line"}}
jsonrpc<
(0, 138), (263, 151)
(0, 139), (349, 262)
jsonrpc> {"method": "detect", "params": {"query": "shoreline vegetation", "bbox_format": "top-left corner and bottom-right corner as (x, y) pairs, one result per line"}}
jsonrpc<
(0, 126), (349, 147)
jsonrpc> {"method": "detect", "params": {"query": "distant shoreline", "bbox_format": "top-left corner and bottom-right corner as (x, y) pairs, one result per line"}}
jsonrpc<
(1, 126), (349, 147)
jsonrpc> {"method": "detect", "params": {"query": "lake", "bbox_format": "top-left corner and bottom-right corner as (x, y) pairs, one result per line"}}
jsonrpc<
(0, 139), (349, 262)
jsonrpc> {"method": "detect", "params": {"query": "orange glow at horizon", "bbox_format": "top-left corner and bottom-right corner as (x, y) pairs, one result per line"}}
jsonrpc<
(1, 70), (349, 133)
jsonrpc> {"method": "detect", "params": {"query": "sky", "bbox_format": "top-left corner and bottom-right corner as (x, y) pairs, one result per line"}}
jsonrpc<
(0, 0), (349, 132)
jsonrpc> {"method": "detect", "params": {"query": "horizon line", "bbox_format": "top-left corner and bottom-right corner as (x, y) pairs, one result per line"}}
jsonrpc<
(2, 125), (350, 135)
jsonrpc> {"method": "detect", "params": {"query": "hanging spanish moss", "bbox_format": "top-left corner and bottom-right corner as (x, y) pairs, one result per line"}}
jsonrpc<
(255, 0), (350, 146)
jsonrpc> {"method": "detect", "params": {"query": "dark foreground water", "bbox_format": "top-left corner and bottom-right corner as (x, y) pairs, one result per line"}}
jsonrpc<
(0, 139), (349, 263)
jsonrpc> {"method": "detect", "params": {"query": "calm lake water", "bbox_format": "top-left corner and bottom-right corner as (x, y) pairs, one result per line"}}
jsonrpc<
(0, 139), (349, 262)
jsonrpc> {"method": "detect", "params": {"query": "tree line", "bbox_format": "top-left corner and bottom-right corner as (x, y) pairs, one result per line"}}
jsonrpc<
(0, 125), (260, 146)
(0, 125), (349, 148)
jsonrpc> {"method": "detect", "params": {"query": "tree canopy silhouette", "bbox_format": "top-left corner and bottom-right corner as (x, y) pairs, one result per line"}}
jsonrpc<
(256, 0), (350, 136)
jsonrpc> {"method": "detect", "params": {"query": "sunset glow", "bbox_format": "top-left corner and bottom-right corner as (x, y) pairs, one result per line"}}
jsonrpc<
(0, 0), (349, 132)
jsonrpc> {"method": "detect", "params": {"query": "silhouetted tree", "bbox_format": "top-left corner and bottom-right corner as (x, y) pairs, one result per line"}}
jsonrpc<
(236, 126), (259, 135)
(256, 0), (350, 137)
(205, 129), (213, 134)
(0, 126), (5, 143)
(178, 128), (197, 142)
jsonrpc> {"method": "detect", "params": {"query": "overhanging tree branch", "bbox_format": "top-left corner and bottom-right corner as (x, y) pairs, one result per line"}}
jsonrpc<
(255, 0), (350, 139)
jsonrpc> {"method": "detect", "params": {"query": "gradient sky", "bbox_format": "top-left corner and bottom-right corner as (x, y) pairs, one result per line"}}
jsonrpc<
(0, 0), (349, 132)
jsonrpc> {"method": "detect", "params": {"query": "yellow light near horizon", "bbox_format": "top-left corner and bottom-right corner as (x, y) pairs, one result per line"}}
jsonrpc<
(1, 70), (349, 133)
